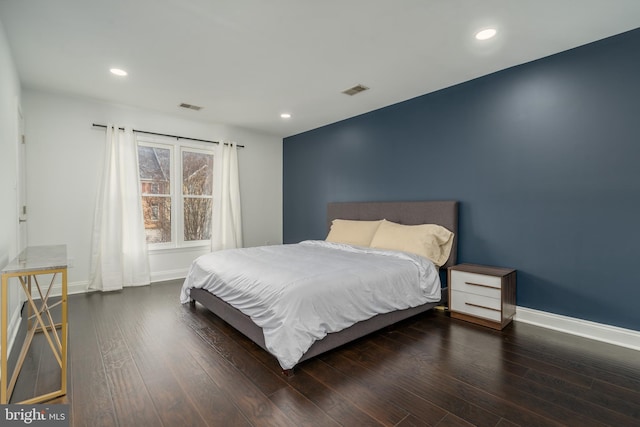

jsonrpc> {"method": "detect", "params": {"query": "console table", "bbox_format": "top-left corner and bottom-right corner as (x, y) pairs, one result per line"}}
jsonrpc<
(1, 245), (68, 404)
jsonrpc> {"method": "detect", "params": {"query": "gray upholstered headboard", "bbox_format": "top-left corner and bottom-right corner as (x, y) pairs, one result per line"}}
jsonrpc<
(327, 200), (459, 268)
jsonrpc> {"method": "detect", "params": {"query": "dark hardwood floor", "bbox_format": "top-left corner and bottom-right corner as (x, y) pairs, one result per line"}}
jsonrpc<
(9, 280), (640, 426)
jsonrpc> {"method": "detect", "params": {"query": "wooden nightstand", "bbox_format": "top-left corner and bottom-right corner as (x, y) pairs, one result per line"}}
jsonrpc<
(448, 263), (516, 330)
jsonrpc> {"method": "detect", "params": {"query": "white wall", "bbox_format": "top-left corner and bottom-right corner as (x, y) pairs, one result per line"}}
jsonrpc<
(23, 89), (283, 290)
(0, 19), (23, 357)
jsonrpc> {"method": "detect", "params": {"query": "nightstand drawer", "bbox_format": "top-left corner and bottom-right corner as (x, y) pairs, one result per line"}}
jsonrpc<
(450, 290), (501, 322)
(450, 270), (501, 298)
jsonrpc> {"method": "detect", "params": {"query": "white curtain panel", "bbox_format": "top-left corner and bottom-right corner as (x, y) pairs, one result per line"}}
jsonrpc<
(89, 125), (150, 291)
(212, 142), (243, 251)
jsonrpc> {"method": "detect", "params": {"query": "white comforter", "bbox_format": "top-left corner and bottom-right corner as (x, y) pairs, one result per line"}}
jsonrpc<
(180, 240), (441, 369)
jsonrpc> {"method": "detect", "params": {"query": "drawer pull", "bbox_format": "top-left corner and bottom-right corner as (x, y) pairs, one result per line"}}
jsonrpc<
(465, 302), (500, 312)
(465, 281), (500, 290)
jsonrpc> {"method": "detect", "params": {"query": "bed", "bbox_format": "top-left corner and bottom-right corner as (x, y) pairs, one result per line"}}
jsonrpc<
(182, 200), (458, 374)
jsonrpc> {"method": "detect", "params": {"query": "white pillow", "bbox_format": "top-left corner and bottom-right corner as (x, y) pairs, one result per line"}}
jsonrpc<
(325, 219), (383, 247)
(369, 219), (454, 267)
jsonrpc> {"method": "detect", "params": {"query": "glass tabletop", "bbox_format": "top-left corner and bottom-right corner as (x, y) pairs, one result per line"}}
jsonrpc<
(1, 245), (67, 274)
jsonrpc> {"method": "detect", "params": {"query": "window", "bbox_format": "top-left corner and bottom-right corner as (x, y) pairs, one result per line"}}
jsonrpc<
(137, 138), (214, 248)
(182, 150), (213, 241)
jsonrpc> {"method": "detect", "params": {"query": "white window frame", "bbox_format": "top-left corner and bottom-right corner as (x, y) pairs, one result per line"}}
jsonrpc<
(137, 135), (215, 251)
(179, 144), (215, 247)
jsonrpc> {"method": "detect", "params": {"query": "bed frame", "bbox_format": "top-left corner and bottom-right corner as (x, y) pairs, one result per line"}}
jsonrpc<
(189, 200), (459, 374)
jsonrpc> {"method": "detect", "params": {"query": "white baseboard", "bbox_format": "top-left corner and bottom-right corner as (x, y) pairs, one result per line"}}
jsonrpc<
(151, 269), (188, 283)
(33, 281), (640, 353)
(37, 280), (90, 298)
(30, 272), (186, 298)
(515, 306), (640, 352)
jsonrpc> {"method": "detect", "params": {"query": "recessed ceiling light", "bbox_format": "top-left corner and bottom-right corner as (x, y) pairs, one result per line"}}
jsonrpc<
(475, 28), (497, 41)
(110, 68), (128, 76)
(280, 113), (291, 119)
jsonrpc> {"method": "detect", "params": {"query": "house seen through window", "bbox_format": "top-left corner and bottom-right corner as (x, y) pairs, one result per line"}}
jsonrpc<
(138, 138), (214, 248)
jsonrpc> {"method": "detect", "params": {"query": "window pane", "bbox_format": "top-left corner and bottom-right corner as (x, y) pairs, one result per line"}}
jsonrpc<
(183, 197), (212, 241)
(138, 146), (171, 195)
(183, 151), (213, 196)
(142, 196), (171, 243)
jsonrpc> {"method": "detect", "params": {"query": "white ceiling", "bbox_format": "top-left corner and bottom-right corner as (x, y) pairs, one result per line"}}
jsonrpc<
(2, 1), (639, 138)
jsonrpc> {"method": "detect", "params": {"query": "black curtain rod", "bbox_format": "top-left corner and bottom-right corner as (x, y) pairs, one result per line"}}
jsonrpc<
(92, 123), (244, 148)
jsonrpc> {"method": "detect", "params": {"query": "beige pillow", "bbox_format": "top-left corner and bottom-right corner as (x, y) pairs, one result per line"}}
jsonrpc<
(326, 219), (383, 247)
(369, 220), (454, 267)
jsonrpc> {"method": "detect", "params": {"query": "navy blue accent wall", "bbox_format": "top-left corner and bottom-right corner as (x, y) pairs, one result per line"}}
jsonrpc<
(283, 28), (640, 331)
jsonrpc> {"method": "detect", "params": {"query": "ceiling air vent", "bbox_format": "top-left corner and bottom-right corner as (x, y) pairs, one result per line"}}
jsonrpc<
(179, 103), (203, 111)
(341, 84), (369, 96)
